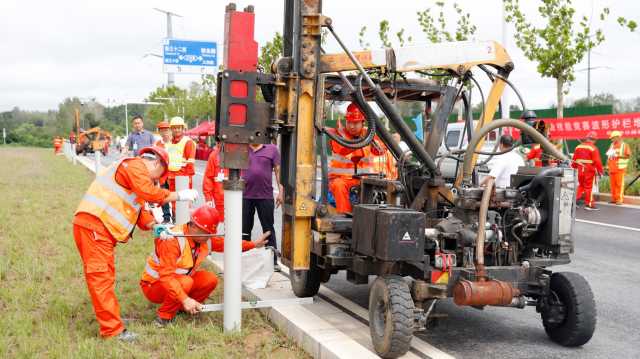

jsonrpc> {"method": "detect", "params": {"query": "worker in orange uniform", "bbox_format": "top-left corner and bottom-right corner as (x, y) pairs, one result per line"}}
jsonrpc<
(73, 146), (198, 341)
(166, 117), (196, 218)
(203, 143), (226, 216)
(140, 205), (268, 326)
(527, 144), (543, 167)
(606, 130), (631, 205)
(571, 131), (603, 210)
(155, 121), (172, 148)
(328, 102), (385, 213)
(156, 121), (173, 224)
(53, 136), (63, 154)
(167, 117), (196, 187)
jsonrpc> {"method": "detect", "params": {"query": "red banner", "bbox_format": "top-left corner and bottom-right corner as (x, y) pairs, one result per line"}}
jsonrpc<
(545, 112), (640, 140)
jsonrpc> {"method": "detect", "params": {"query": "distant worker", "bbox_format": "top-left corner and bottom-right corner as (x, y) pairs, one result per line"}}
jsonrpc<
(167, 117), (196, 193)
(124, 115), (155, 156)
(72, 146), (197, 341)
(328, 102), (385, 213)
(53, 136), (63, 154)
(606, 130), (631, 205)
(481, 135), (524, 188)
(156, 121), (173, 224)
(526, 143), (543, 167)
(203, 143), (225, 216)
(572, 131), (603, 210)
(140, 205), (268, 326)
(69, 131), (76, 145)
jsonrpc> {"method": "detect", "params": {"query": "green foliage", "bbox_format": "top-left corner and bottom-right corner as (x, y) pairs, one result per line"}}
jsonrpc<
(504, 0), (636, 117)
(145, 81), (216, 130)
(417, 1), (477, 43)
(258, 32), (283, 72)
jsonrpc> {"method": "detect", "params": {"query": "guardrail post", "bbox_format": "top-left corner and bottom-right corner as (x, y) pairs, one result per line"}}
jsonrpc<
(175, 176), (190, 225)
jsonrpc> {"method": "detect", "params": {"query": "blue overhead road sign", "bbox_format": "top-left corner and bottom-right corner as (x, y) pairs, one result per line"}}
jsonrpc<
(163, 39), (218, 75)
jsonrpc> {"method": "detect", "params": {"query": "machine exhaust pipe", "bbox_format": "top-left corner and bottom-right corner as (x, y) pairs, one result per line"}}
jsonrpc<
(453, 176), (521, 307)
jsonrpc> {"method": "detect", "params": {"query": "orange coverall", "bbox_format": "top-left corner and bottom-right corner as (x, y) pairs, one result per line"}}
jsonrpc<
(571, 141), (603, 207)
(202, 145), (226, 215)
(140, 225), (256, 320)
(607, 141), (631, 203)
(73, 158), (170, 337)
(527, 144), (543, 167)
(328, 128), (385, 213)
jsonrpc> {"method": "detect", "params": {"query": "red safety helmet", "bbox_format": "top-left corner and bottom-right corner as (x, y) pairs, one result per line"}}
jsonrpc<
(191, 205), (220, 234)
(585, 131), (597, 140)
(156, 121), (170, 129)
(138, 146), (169, 181)
(345, 102), (365, 123)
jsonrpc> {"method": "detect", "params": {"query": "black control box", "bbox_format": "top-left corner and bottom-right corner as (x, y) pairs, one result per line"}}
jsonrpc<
(353, 204), (425, 261)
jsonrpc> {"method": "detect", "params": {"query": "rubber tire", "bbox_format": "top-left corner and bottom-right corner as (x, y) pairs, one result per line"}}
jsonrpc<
(290, 254), (322, 297)
(369, 275), (414, 358)
(542, 272), (597, 347)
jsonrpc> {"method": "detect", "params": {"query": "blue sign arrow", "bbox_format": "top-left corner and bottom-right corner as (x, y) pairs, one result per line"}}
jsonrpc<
(163, 39), (217, 74)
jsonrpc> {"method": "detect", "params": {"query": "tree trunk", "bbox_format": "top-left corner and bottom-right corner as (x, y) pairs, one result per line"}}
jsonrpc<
(556, 76), (564, 119)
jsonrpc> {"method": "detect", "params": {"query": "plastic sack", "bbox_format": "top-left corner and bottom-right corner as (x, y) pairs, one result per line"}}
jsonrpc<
(241, 247), (275, 289)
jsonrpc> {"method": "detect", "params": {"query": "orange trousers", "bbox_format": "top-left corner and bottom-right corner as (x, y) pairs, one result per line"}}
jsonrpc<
(576, 169), (596, 207)
(610, 170), (626, 203)
(329, 177), (361, 213)
(140, 271), (218, 320)
(73, 224), (124, 338)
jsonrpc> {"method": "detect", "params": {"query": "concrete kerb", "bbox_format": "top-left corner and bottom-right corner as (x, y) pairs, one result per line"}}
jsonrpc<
(208, 254), (379, 359)
(595, 192), (640, 206)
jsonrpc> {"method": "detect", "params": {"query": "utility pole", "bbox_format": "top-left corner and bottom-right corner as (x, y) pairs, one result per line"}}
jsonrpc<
(154, 8), (182, 87)
(501, 1), (510, 120)
(587, 47), (591, 105)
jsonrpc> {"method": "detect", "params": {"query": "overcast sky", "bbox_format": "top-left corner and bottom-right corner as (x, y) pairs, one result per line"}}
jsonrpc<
(1, 0), (638, 112)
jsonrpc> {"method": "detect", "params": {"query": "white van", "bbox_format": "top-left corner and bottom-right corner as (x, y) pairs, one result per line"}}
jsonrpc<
(437, 121), (502, 179)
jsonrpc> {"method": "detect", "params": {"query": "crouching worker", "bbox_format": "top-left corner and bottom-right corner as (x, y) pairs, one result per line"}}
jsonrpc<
(140, 205), (269, 326)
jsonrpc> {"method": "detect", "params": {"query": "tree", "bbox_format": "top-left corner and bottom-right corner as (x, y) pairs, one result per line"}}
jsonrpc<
(504, 0), (636, 119)
(258, 32), (283, 72)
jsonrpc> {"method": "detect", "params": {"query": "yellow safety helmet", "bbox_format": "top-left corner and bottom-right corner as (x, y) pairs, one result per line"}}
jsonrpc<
(170, 116), (186, 128)
(609, 130), (622, 139)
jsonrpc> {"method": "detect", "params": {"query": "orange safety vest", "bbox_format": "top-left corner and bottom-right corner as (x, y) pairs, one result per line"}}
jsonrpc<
(141, 225), (214, 283)
(329, 128), (377, 178)
(572, 142), (603, 174)
(75, 159), (144, 242)
(607, 141), (630, 172)
(371, 151), (398, 180)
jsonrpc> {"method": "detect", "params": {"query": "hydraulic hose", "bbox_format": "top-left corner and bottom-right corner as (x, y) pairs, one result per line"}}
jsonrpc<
(462, 119), (568, 185)
(475, 176), (494, 277)
(326, 24), (440, 176)
(352, 74), (403, 160)
(517, 167), (564, 193)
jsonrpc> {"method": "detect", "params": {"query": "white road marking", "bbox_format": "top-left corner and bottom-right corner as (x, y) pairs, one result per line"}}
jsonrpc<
(576, 219), (640, 232)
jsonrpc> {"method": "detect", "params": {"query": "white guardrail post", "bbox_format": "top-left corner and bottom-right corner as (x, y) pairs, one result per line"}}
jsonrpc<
(175, 176), (190, 225)
(223, 169), (243, 332)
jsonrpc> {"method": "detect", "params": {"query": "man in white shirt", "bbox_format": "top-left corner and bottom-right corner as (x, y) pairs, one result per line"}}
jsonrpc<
(481, 135), (525, 188)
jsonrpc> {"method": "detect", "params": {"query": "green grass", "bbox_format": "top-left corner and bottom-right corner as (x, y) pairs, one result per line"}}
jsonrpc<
(0, 147), (308, 359)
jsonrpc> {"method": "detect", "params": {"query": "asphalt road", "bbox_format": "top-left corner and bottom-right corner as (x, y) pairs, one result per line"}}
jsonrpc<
(97, 151), (639, 358)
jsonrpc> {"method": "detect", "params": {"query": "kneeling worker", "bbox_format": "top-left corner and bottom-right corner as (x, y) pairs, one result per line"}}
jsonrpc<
(73, 146), (198, 341)
(140, 205), (269, 326)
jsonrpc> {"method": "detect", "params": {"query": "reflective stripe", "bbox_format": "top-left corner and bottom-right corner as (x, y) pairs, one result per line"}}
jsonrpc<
(575, 159), (593, 164)
(81, 193), (135, 232)
(207, 239), (212, 254)
(175, 268), (190, 274)
(575, 144), (594, 151)
(95, 175), (139, 209)
(145, 262), (160, 279)
(329, 167), (357, 175)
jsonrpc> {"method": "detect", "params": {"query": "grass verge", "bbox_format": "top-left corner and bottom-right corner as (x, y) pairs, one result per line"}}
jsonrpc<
(0, 147), (308, 359)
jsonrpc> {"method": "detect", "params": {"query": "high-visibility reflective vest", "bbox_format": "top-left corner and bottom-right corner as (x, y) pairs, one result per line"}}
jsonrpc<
(141, 225), (213, 282)
(329, 129), (376, 178)
(571, 142), (603, 174)
(75, 159), (144, 242)
(607, 141), (630, 171)
(371, 151), (398, 180)
(167, 136), (194, 172)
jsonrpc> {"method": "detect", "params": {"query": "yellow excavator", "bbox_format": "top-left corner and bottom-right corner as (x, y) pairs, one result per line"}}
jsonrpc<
(215, 2), (595, 357)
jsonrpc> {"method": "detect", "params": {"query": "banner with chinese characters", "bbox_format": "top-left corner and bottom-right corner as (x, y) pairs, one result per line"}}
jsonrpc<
(545, 112), (640, 139)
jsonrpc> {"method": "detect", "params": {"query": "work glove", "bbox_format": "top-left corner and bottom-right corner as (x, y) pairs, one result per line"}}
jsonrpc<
(177, 189), (198, 202)
(153, 223), (170, 238)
